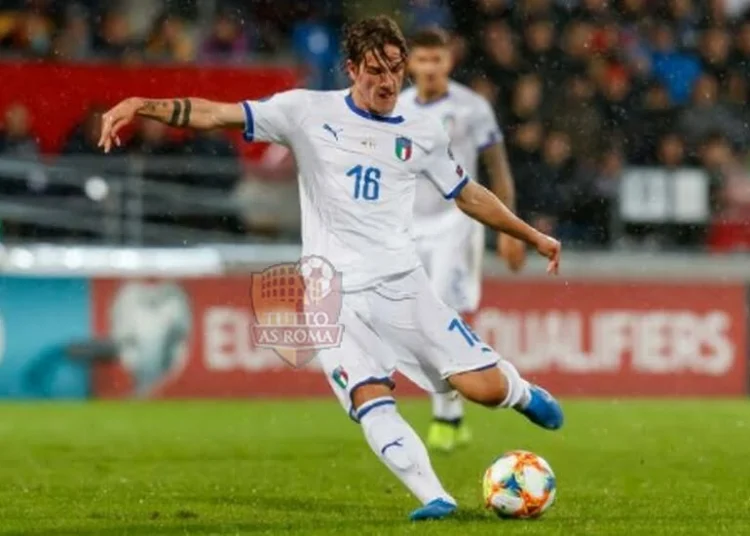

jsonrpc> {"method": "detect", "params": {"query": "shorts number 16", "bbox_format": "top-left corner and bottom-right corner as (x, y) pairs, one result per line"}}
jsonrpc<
(448, 318), (480, 346)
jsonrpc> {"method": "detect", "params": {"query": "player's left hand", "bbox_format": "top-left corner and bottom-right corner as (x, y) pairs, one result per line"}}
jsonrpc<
(534, 234), (561, 276)
(497, 233), (526, 273)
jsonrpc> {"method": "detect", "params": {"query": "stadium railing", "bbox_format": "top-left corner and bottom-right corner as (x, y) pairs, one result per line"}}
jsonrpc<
(0, 155), (299, 245)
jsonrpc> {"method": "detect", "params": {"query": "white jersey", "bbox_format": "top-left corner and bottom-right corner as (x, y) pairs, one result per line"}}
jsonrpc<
(241, 89), (470, 292)
(399, 81), (502, 239)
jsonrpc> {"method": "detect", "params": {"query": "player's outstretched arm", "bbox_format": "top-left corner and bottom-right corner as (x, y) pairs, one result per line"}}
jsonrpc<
(98, 97), (245, 153)
(455, 180), (560, 275)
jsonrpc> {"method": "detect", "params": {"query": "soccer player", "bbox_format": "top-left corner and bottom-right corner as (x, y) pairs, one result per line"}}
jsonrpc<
(98, 16), (563, 522)
(400, 28), (526, 453)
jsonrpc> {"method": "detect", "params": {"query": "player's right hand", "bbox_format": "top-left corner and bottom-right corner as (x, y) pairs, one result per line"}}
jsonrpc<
(98, 97), (141, 154)
(534, 234), (561, 276)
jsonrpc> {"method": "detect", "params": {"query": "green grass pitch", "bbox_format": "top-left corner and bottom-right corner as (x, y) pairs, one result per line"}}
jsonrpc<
(0, 399), (749, 535)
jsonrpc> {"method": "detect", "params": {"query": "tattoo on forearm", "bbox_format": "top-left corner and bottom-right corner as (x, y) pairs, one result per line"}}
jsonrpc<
(169, 100), (182, 126)
(165, 99), (191, 127)
(141, 100), (168, 116)
(181, 99), (191, 127)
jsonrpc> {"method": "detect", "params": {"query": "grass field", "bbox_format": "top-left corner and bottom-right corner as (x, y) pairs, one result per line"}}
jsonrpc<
(1, 399), (749, 536)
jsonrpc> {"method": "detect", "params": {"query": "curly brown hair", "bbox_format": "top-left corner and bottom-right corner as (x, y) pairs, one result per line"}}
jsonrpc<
(343, 16), (408, 66)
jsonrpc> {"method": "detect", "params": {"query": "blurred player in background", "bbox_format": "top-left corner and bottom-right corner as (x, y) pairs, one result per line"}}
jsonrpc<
(400, 28), (525, 453)
(98, 15), (562, 521)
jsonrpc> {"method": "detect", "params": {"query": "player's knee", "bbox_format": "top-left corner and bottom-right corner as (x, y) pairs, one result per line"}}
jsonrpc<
(449, 368), (508, 408)
(351, 381), (393, 411)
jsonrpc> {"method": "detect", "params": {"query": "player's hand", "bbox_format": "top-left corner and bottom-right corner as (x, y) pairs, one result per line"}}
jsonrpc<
(534, 233), (561, 275)
(98, 97), (141, 153)
(497, 233), (526, 273)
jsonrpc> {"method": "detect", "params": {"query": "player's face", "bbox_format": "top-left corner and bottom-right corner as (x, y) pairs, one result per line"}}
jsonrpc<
(408, 46), (452, 93)
(348, 44), (406, 115)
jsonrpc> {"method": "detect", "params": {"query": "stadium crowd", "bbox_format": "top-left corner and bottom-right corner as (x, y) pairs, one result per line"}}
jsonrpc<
(1, 0), (750, 248)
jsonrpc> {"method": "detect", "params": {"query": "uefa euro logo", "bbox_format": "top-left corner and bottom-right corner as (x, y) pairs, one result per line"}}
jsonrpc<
(249, 255), (344, 368)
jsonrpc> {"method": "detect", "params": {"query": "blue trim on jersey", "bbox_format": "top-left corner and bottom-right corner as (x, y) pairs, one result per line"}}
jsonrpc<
(241, 101), (254, 142)
(444, 176), (469, 199)
(345, 93), (404, 124)
(477, 131), (502, 152)
(414, 91), (450, 107)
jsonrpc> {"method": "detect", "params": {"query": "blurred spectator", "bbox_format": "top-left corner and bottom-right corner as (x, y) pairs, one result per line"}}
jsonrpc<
(548, 70), (603, 162)
(514, 126), (568, 235)
(511, 0), (567, 26)
(0, 103), (38, 158)
(624, 81), (677, 164)
(521, 16), (561, 88)
(447, 32), (473, 83)
(61, 105), (114, 156)
(404, 0), (453, 34)
(659, 0), (699, 50)
(656, 132), (687, 169)
(93, 9), (136, 60)
(706, 132), (750, 222)
(699, 0), (734, 27)
(129, 119), (180, 157)
(647, 22), (701, 105)
(292, 8), (340, 90)
(51, 3), (92, 60)
(678, 74), (749, 153)
(730, 17), (750, 81)
(0, 6), (53, 56)
(145, 12), (194, 63)
(470, 75), (501, 110)
(480, 21), (523, 107)
(582, 145), (626, 245)
(200, 11), (249, 62)
(558, 20), (594, 75)
(506, 73), (543, 128)
(596, 64), (635, 143)
(537, 130), (590, 239)
(572, 0), (611, 24)
(698, 25), (732, 86)
(183, 130), (239, 190)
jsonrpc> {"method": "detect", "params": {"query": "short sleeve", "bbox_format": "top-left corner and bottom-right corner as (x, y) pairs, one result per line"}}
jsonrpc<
(240, 89), (305, 145)
(471, 97), (503, 152)
(420, 127), (470, 200)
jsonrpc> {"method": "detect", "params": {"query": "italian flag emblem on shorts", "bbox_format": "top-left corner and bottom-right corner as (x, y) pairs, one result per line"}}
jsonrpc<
(332, 366), (349, 389)
(395, 136), (412, 161)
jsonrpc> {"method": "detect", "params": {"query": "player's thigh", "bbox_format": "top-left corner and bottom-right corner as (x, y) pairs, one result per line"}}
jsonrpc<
(372, 268), (498, 381)
(317, 296), (395, 421)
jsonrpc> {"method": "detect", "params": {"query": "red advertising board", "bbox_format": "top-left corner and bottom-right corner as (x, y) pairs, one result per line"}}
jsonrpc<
(91, 277), (747, 399)
(0, 61), (299, 158)
(474, 280), (747, 397)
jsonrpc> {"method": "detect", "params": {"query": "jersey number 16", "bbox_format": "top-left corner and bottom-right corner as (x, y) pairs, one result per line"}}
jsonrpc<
(347, 165), (381, 201)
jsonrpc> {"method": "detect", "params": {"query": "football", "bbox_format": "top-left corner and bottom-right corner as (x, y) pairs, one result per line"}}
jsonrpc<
(482, 450), (557, 519)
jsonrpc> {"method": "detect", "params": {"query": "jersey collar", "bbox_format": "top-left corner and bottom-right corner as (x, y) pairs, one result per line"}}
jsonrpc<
(345, 93), (404, 124)
(414, 91), (450, 107)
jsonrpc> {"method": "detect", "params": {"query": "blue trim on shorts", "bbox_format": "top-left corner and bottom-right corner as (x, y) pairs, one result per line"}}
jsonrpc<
(468, 361), (499, 372)
(346, 376), (396, 423)
(356, 398), (396, 421)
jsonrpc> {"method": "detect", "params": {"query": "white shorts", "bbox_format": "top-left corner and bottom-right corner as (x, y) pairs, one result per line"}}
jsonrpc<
(416, 218), (485, 313)
(316, 267), (499, 420)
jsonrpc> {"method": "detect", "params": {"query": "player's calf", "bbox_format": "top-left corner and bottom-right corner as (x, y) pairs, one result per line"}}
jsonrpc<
(448, 361), (564, 430)
(350, 383), (457, 516)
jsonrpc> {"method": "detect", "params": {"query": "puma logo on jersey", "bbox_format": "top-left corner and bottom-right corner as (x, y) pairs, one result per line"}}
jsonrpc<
(323, 123), (342, 141)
